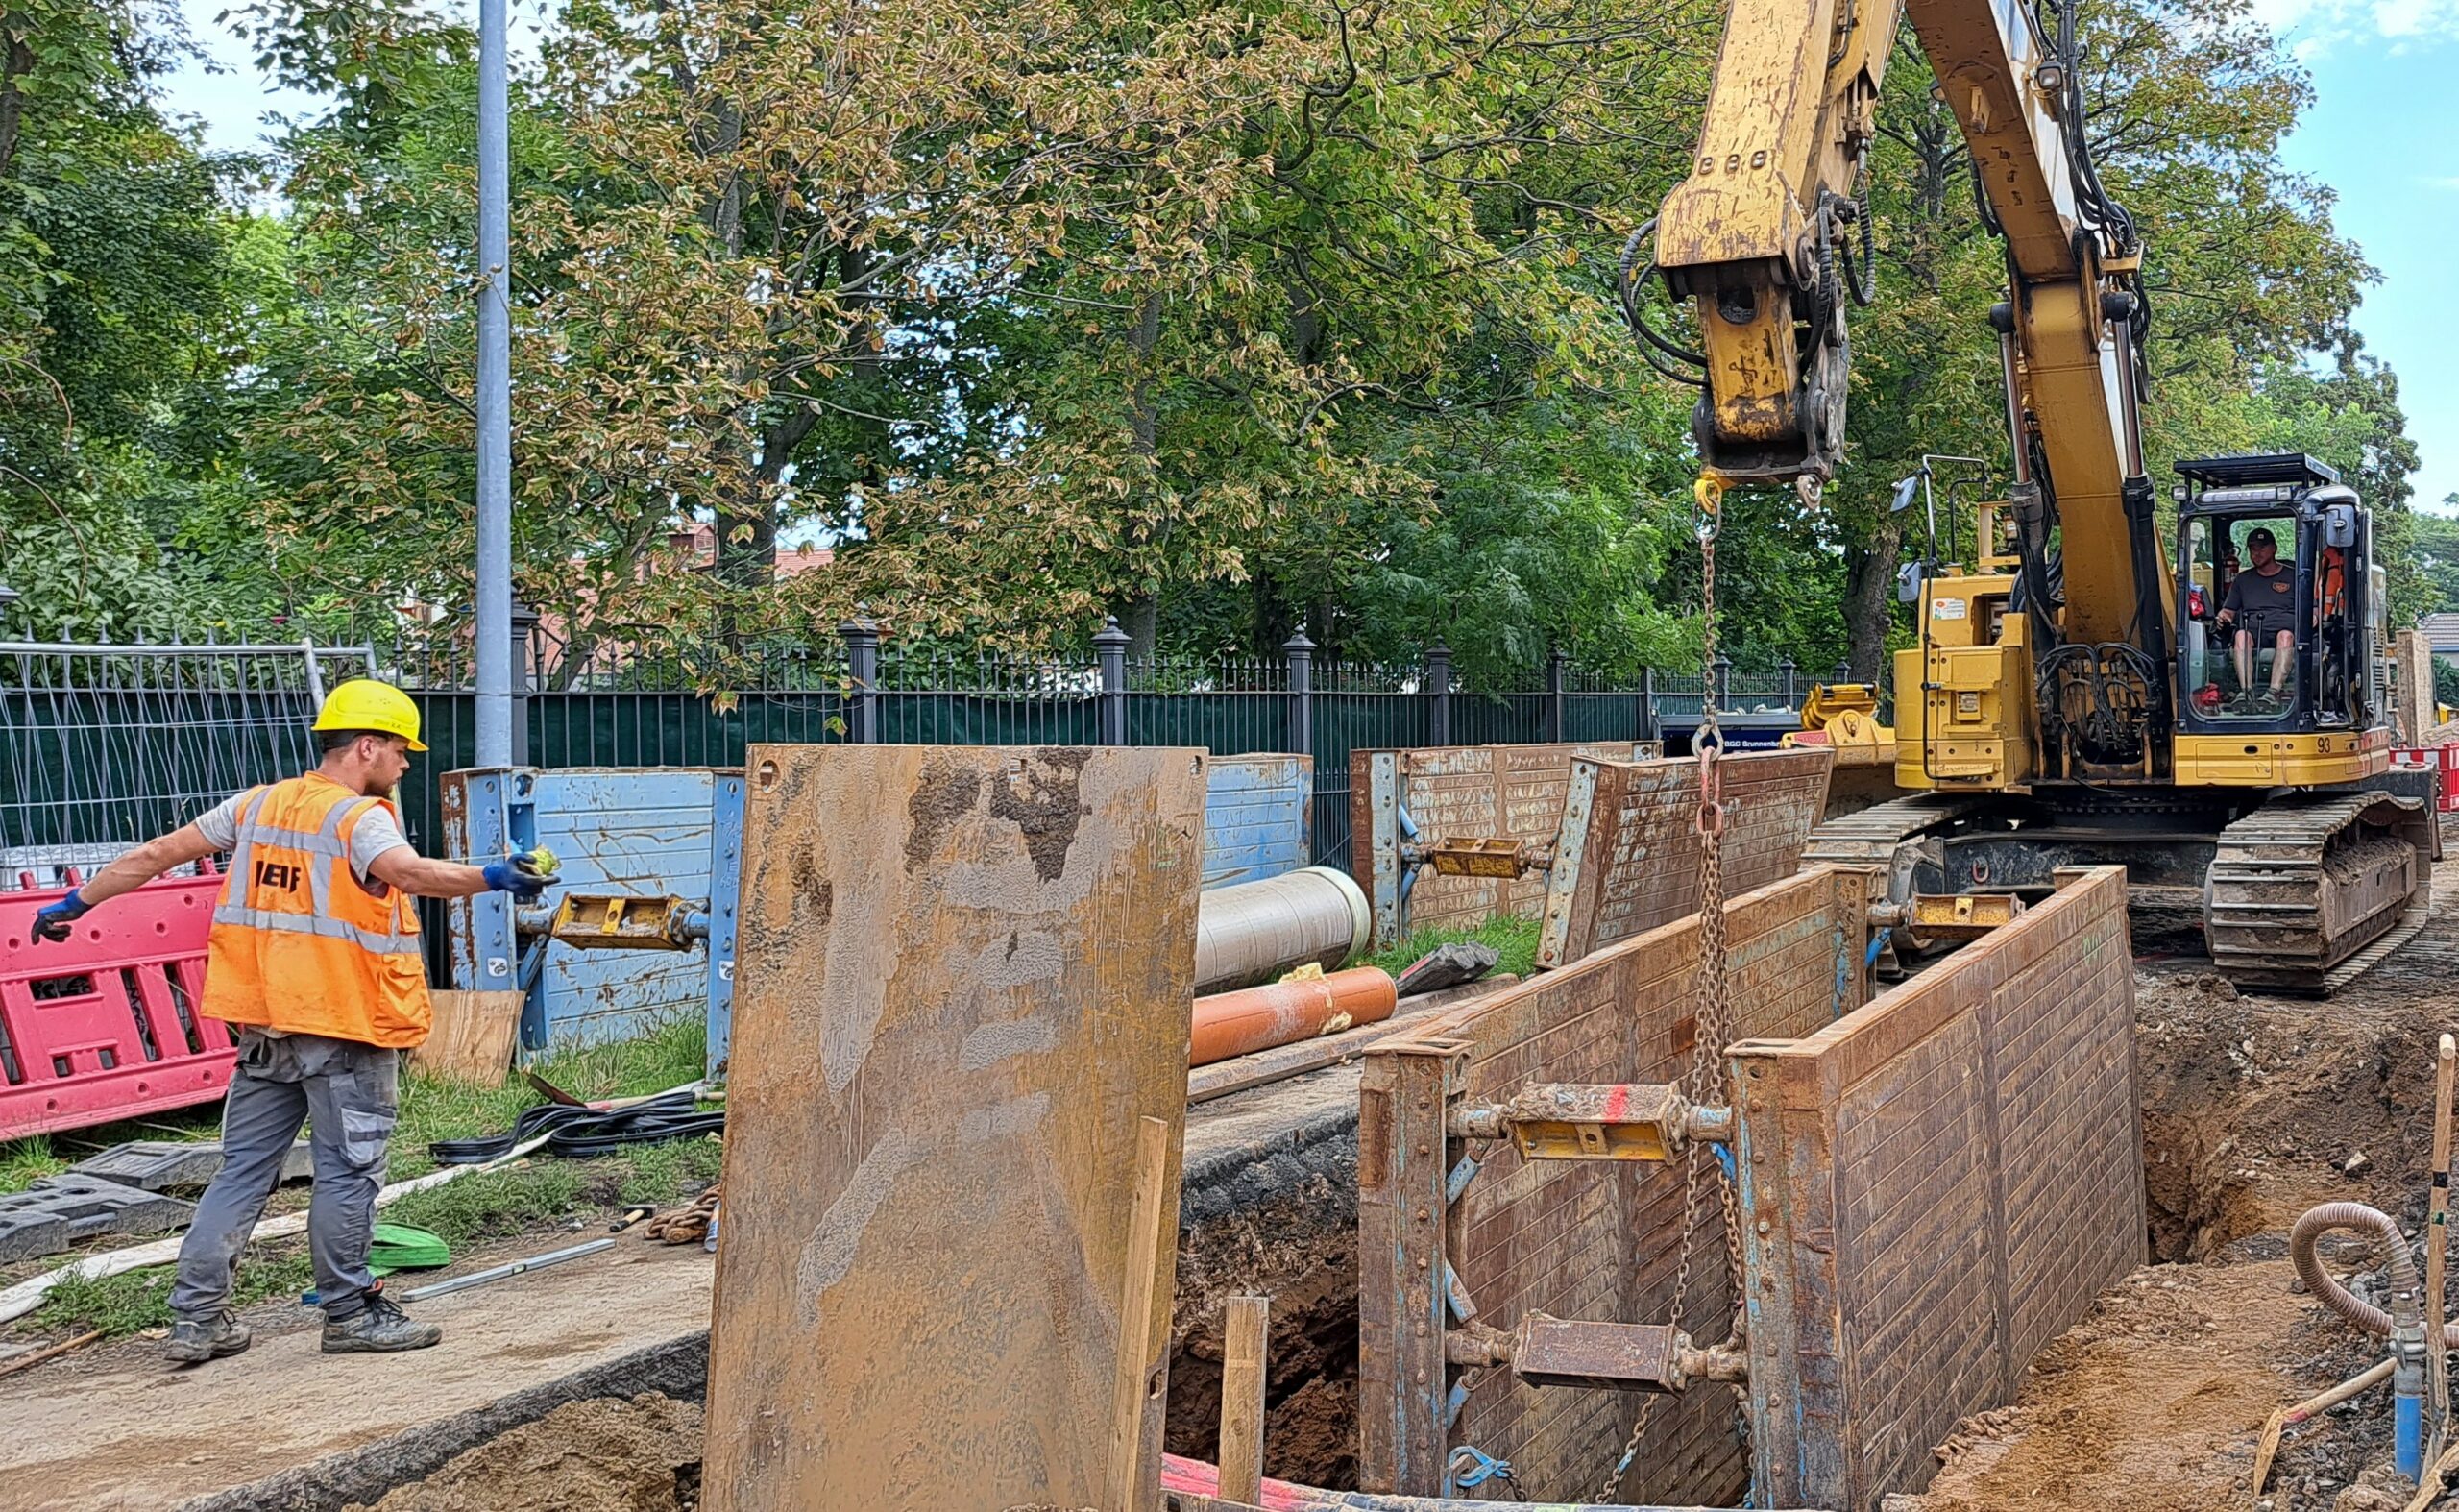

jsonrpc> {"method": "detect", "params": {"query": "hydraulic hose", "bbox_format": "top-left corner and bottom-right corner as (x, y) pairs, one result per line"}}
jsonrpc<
(428, 1090), (723, 1164)
(2291, 1201), (2433, 1480)
(2290, 1203), (2447, 1344)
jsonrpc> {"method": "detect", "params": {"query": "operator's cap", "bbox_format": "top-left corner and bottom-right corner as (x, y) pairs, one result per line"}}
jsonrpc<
(312, 678), (427, 751)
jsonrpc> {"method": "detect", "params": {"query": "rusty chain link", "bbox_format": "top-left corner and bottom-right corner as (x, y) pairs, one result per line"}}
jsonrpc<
(1589, 475), (1750, 1504)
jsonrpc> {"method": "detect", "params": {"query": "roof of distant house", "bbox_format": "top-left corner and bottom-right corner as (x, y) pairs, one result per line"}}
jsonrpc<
(671, 523), (834, 580)
(2422, 612), (2459, 652)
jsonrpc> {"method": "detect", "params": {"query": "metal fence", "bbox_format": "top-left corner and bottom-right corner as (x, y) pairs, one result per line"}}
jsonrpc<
(1, 641), (377, 886)
(2, 622), (1864, 964)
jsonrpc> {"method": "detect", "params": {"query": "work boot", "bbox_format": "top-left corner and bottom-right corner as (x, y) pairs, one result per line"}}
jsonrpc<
(321, 1291), (442, 1354)
(164, 1311), (253, 1362)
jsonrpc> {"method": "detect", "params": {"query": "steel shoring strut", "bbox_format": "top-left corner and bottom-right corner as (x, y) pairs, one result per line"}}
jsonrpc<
(1588, 475), (1753, 1502)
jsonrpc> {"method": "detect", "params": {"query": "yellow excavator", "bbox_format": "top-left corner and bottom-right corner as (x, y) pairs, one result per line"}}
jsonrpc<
(1627, 0), (2434, 991)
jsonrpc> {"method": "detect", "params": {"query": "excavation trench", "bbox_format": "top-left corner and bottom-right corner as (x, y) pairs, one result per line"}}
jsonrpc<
(325, 914), (2459, 1512)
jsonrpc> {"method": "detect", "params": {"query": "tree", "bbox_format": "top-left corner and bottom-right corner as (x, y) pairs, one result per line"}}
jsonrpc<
(0, 0), (273, 640)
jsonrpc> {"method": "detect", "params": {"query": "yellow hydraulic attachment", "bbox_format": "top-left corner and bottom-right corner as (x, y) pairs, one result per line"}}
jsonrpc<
(1786, 683), (1894, 768)
(1784, 682), (1898, 817)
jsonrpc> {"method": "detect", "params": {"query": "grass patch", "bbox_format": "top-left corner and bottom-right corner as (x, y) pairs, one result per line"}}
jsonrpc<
(37, 1245), (314, 1337)
(382, 1163), (594, 1244)
(12, 1012), (721, 1338)
(0, 1135), (70, 1195)
(0, 1106), (222, 1198)
(389, 1010), (711, 1181)
(1361, 914), (1544, 982)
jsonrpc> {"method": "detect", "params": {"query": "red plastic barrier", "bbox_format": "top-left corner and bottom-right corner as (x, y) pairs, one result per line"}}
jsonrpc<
(0, 870), (234, 1139)
(2391, 747), (2459, 813)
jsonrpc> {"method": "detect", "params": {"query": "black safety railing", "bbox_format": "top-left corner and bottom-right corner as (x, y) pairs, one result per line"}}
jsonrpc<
(10, 617), (1884, 886)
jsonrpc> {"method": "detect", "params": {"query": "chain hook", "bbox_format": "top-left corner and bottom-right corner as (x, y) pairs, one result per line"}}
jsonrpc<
(1693, 473), (1725, 543)
(1695, 734), (1726, 839)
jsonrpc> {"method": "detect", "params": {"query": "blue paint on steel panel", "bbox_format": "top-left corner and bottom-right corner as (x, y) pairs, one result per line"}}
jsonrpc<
(704, 773), (743, 1081)
(1203, 755), (1309, 889)
(530, 768), (715, 1047)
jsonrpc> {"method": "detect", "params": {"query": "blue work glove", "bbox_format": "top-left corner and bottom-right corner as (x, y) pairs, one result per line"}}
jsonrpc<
(31, 890), (92, 944)
(480, 856), (551, 901)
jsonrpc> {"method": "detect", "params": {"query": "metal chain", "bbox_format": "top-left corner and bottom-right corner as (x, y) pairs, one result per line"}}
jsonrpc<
(1589, 476), (1750, 1503)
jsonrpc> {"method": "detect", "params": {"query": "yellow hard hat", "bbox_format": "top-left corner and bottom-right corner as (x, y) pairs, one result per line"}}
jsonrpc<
(313, 678), (428, 751)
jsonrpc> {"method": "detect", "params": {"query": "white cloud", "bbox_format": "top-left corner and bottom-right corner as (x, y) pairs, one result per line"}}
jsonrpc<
(2248, 0), (2459, 57)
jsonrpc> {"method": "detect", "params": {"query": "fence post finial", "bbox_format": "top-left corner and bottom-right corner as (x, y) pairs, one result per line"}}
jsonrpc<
(1094, 617), (1130, 746)
(840, 616), (881, 744)
(1283, 627), (1315, 756)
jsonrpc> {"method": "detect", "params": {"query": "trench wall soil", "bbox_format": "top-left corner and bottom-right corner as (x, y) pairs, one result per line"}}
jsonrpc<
(1169, 1097), (1365, 1488)
(1731, 866), (2144, 1512)
(1362, 866), (1873, 1502)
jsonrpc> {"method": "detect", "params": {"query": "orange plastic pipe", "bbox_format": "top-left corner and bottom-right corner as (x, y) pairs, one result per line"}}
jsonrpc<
(1189, 967), (1399, 1067)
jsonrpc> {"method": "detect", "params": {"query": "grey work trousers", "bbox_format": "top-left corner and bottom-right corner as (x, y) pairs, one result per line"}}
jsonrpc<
(169, 1029), (401, 1322)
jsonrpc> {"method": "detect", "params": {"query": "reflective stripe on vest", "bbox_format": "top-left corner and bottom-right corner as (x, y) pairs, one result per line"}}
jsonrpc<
(203, 773), (429, 1047)
(217, 789), (414, 954)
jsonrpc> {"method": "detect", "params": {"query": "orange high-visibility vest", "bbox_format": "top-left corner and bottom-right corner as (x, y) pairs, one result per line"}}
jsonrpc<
(202, 773), (431, 1048)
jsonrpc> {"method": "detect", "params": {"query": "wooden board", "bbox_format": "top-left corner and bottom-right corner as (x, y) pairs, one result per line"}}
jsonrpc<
(703, 745), (1206, 1512)
(405, 990), (521, 1083)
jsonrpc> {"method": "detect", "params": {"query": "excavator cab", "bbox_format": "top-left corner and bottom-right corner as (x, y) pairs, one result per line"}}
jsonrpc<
(2172, 453), (2375, 742)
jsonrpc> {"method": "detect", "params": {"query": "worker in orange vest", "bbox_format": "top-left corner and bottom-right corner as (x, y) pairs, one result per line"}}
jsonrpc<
(31, 679), (551, 1362)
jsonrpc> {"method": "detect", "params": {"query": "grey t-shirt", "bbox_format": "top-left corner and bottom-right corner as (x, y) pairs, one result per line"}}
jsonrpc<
(194, 788), (412, 881)
(2222, 562), (2296, 628)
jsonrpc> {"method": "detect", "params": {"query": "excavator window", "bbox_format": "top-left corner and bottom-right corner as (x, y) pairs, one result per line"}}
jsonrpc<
(2180, 515), (2303, 719)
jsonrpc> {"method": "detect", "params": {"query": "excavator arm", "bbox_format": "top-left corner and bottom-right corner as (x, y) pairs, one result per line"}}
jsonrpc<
(1641, 0), (2172, 707)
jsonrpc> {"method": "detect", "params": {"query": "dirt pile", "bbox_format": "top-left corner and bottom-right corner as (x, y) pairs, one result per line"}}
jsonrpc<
(1900, 906), (2459, 1512)
(347, 1394), (703, 1512)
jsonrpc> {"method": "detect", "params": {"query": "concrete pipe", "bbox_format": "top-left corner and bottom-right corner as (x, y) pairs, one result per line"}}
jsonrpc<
(1194, 866), (1372, 994)
(1190, 966), (1399, 1066)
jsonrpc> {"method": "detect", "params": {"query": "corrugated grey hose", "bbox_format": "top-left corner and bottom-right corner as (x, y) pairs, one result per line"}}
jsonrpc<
(2292, 1202), (2451, 1344)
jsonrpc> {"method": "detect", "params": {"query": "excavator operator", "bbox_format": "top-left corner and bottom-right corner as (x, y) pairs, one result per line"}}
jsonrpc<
(2216, 527), (2295, 708)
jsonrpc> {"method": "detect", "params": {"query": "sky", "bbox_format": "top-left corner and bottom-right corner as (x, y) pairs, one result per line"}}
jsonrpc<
(156, 0), (2459, 511)
(2266, 0), (2459, 510)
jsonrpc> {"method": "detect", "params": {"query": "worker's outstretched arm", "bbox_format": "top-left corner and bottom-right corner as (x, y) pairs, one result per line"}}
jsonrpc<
(29, 824), (221, 942)
(367, 847), (550, 902)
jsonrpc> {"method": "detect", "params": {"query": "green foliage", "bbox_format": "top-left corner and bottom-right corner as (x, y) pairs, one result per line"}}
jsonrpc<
(2432, 657), (2459, 715)
(2412, 511), (2459, 618)
(2, 0), (2430, 684)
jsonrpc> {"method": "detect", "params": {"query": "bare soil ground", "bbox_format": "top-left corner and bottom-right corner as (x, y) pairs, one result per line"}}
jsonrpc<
(347, 1394), (704, 1512)
(1900, 866), (2459, 1512)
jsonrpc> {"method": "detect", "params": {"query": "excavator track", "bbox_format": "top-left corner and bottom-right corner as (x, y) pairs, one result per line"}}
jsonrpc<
(1803, 792), (1999, 870)
(2204, 792), (2431, 996)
